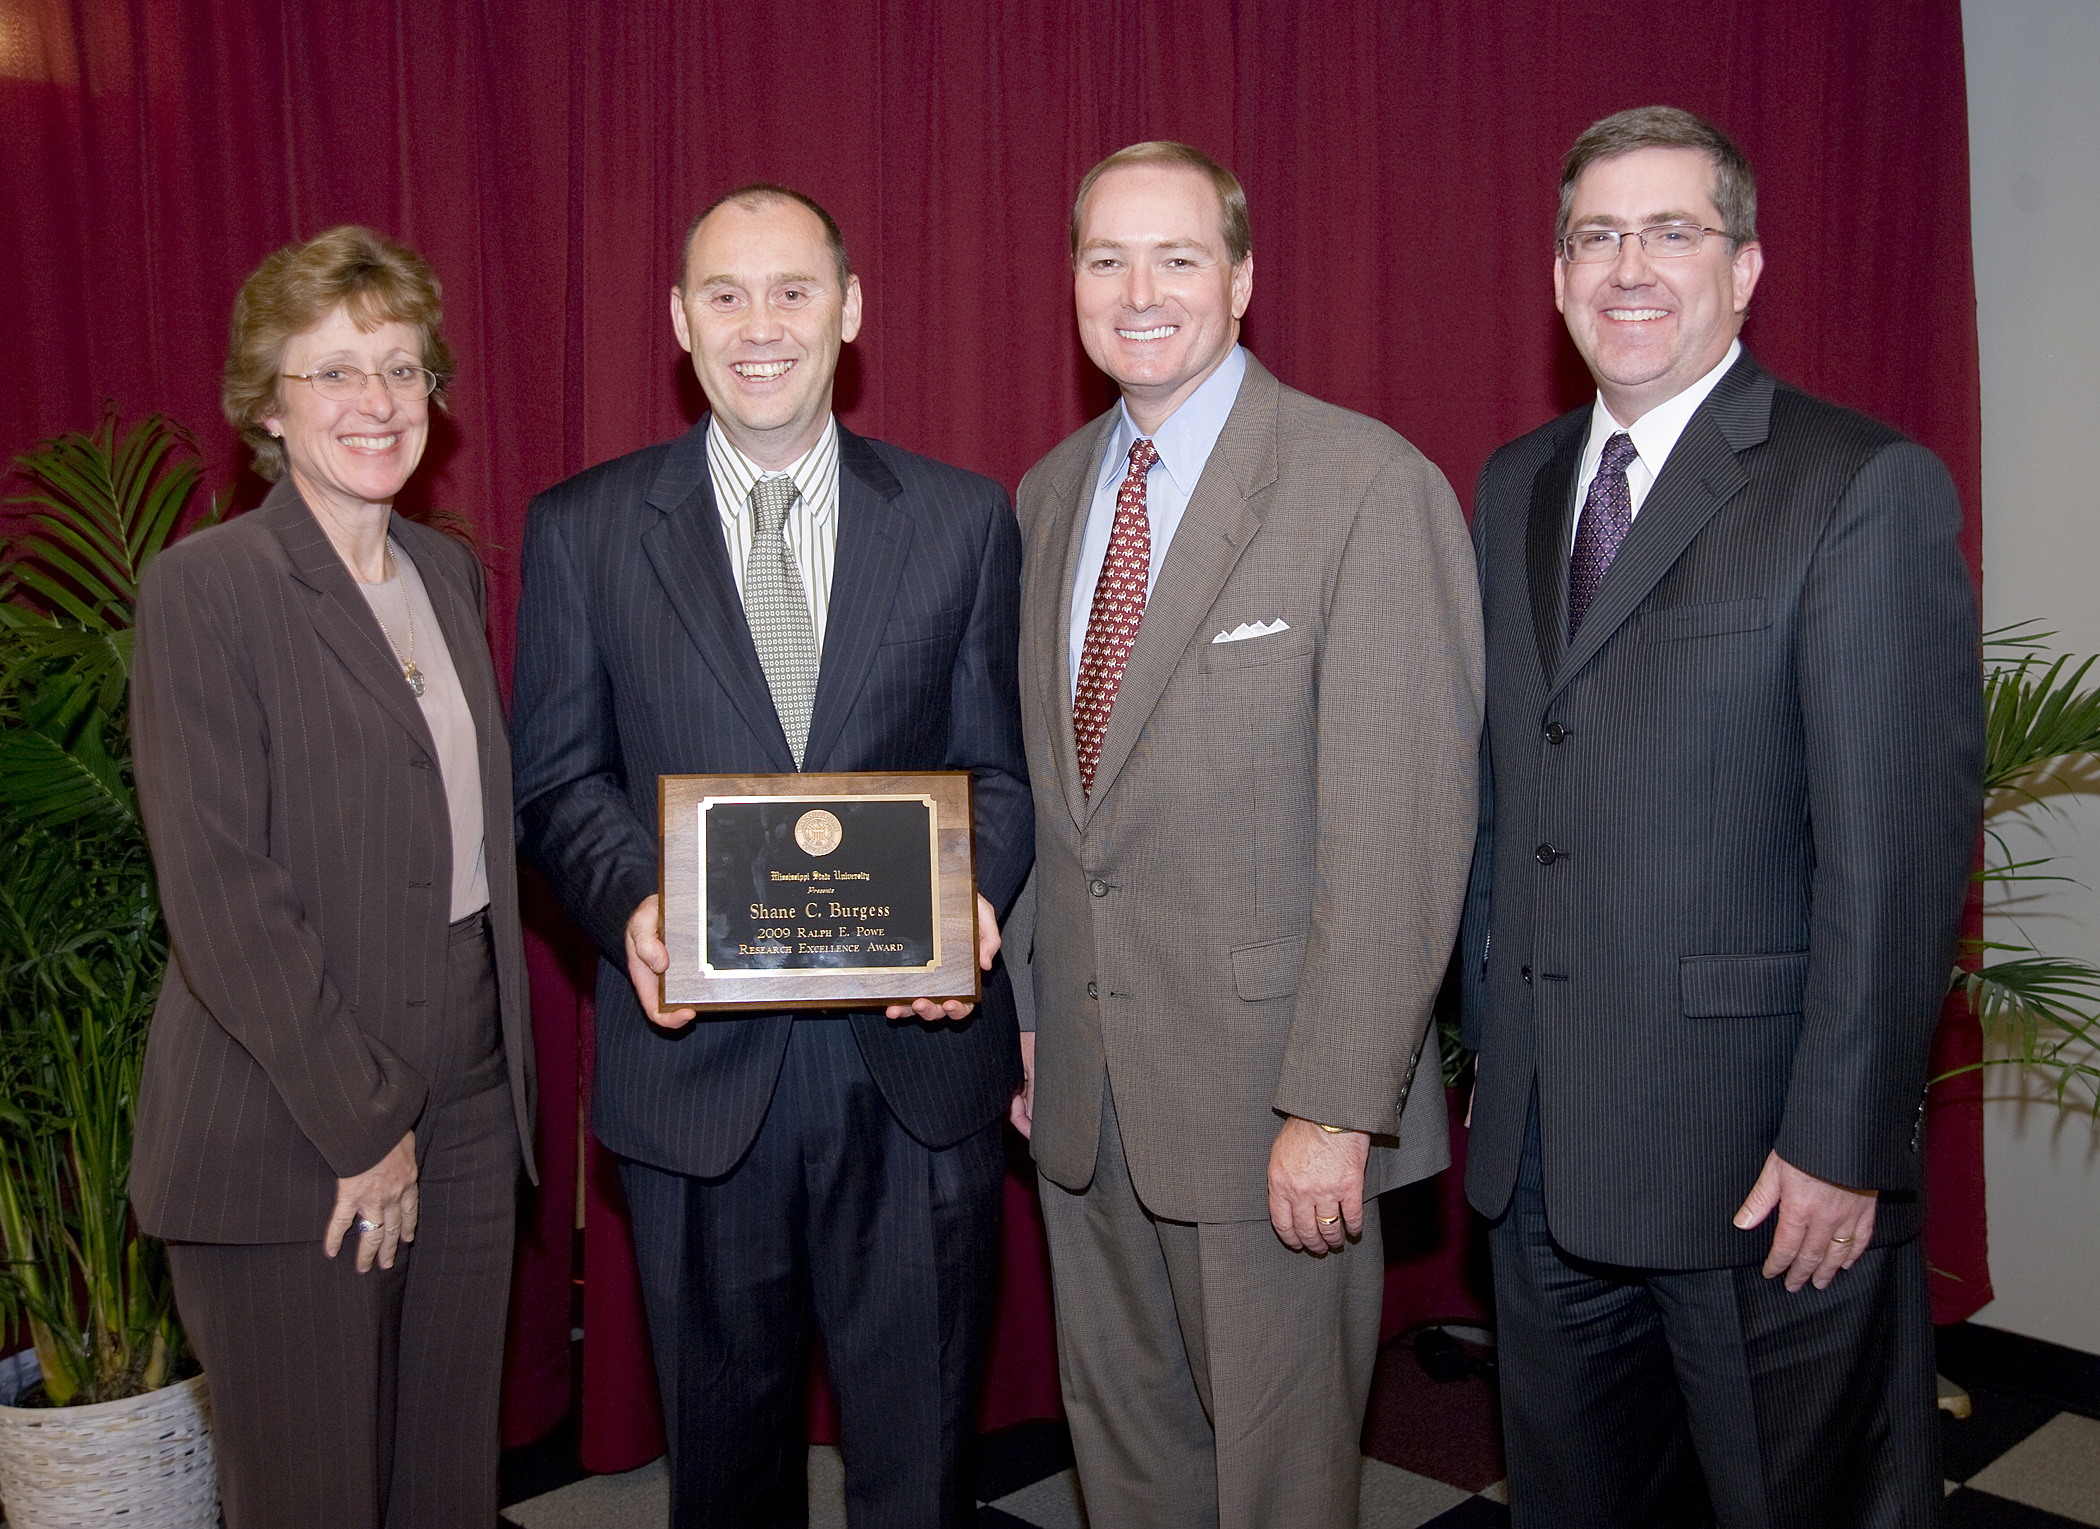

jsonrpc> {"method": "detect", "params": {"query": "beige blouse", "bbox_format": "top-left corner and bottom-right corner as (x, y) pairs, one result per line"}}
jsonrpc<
(356, 538), (489, 920)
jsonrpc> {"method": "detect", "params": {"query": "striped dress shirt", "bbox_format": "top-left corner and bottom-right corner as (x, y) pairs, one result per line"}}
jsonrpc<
(706, 417), (840, 654)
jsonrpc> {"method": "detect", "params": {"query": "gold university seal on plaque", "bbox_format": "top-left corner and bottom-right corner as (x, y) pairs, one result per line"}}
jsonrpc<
(794, 809), (844, 857)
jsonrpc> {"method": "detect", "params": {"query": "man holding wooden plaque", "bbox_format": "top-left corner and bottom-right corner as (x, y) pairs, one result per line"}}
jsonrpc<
(510, 184), (1030, 1528)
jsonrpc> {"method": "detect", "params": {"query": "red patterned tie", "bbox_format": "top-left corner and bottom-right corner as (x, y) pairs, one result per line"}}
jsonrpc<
(1073, 437), (1159, 797)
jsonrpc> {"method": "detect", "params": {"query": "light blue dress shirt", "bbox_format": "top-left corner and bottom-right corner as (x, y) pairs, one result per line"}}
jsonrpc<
(1067, 346), (1250, 697)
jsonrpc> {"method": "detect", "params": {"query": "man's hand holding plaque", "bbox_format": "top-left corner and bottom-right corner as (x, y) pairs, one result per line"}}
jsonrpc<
(627, 893), (698, 1029)
(884, 893), (1001, 1022)
(625, 888), (999, 1029)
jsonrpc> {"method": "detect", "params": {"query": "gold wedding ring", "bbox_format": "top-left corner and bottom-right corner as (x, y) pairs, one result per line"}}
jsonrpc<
(1317, 1214), (1340, 1225)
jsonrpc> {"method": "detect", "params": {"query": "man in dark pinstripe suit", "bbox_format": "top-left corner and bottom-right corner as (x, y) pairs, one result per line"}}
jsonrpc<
(511, 185), (1030, 1528)
(1461, 108), (1982, 1527)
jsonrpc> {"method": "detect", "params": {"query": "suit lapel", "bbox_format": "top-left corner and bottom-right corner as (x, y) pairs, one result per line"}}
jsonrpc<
(1546, 354), (1772, 698)
(267, 485), (436, 758)
(1082, 361), (1272, 819)
(1523, 421), (1583, 684)
(803, 428), (909, 772)
(1043, 413), (1118, 830)
(638, 418), (799, 770)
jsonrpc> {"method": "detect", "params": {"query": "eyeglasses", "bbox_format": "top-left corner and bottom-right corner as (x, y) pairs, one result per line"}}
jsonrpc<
(281, 365), (439, 401)
(1558, 223), (1731, 264)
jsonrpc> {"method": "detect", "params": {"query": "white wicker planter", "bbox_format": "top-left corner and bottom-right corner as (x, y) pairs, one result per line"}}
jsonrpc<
(0, 1373), (216, 1528)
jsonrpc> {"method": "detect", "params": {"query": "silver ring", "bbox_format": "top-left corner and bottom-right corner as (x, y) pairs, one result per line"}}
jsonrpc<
(352, 1216), (377, 1236)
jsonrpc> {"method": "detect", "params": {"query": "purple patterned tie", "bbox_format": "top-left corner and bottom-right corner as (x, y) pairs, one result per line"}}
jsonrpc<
(1569, 431), (1638, 636)
(1073, 437), (1159, 797)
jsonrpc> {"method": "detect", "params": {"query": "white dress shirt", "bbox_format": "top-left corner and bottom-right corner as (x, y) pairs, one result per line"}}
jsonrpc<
(707, 416), (842, 655)
(1570, 338), (1742, 548)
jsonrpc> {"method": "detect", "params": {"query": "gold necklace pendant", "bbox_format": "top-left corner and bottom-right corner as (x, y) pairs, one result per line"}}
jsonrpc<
(381, 542), (425, 697)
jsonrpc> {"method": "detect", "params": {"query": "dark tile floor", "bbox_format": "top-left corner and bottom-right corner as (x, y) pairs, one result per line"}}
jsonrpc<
(499, 1322), (2100, 1527)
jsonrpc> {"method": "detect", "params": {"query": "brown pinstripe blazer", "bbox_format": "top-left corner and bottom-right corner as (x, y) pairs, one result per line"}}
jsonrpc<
(129, 481), (537, 1244)
(1017, 355), (1485, 1224)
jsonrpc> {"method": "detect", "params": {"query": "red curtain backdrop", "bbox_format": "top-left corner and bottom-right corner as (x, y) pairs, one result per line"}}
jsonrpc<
(1, 0), (1988, 1471)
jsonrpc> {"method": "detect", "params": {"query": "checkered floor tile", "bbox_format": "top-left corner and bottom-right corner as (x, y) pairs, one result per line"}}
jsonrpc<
(499, 1443), (1512, 1529)
(500, 1323), (2100, 1528)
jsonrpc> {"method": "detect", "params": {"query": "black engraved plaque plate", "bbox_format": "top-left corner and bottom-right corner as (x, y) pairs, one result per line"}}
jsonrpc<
(703, 797), (936, 973)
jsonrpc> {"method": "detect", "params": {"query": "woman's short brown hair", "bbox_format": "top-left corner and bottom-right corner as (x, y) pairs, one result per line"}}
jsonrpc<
(223, 226), (453, 481)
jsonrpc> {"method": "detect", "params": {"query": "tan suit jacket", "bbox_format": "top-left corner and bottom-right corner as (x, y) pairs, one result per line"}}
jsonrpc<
(1018, 355), (1483, 1224)
(129, 481), (537, 1243)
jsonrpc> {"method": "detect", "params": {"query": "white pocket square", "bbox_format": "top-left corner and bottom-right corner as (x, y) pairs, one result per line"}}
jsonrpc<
(1211, 618), (1291, 644)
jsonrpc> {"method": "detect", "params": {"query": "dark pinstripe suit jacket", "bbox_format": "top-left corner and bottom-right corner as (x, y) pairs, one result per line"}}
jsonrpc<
(130, 482), (538, 1243)
(510, 418), (1031, 1177)
(1460, 351), (1983, 1269)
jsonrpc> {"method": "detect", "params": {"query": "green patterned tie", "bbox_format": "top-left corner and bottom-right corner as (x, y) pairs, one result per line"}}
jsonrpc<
(744, 475), (819, 767)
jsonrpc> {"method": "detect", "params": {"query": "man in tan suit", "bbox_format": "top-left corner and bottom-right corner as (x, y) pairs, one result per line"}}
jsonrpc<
(1013, 141), (1484, 1528)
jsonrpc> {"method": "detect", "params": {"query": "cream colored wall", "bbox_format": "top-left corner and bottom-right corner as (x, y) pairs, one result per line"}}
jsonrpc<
(1964, 0), (2100, 1357)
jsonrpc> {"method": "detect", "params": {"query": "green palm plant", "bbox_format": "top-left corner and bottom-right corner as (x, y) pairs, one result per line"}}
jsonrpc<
(1935, 623), (2100, 1107)
(0, 815), (175, 1402)
(0, 407), (213, 1404)
(0, 408), (203, 826)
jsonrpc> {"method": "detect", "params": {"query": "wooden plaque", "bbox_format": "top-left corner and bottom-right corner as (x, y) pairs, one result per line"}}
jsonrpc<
(658, 771), (979, 1013)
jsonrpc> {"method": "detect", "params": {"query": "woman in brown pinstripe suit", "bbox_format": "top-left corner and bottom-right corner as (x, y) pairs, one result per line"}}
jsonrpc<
(128, 227), (537, 1529)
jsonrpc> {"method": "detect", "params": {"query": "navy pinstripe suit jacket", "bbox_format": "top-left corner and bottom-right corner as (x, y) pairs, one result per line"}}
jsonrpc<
(511, 418), (1031, 1177)
(1460, 351), (1983, 1269)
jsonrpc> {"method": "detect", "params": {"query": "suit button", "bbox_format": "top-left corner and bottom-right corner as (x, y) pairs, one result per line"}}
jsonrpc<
(1089, 879), (1108, 897)
(1544, 723), (1567, 745)
(1535, 843), (1563, 865)
(1086, 980), (1099, 999)
(1521, 965), (1533, 985)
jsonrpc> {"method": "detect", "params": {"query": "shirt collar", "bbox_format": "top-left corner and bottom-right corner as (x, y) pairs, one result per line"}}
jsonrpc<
(1587, 338), (1741, 470)
(707, 415), (839, 524)
(1096, 345), (1250, 496)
